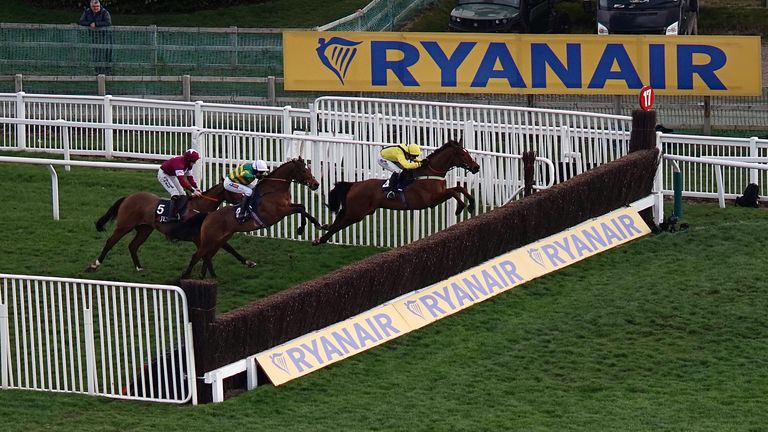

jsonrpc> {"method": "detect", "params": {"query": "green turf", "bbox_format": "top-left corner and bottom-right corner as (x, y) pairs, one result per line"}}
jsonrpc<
(1, 152), (767, 430)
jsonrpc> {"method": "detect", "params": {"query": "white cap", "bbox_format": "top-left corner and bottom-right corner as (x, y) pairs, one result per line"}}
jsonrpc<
(252, 160), (268, 172)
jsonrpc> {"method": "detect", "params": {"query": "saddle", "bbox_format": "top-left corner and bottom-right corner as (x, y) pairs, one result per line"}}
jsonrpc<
(155, 199), (189, 224)
(382, 171), (415, 198)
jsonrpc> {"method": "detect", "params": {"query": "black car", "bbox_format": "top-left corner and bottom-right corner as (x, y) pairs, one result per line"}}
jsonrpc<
(448, 0), (560, 33)
(585, 0), (699, 35)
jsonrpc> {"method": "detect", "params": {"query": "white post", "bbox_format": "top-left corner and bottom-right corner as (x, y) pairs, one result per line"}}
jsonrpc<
(192, 129), (204, 185)
(749, 136), (758, 185)
(103, 95), (114, 159)
(281, 106), (293, 135)
(653, 132), (665, 225)
(184, 323), (198, 406)
(714, 165), (725, 208)
(373, 113), (384, 143)
(246, 357), (258, 391)
(463, 121), (476, 150)
(0, 303), (8, 388)
(59, 119), (71, 172)
(47, 165), (60, 221)
(194, 101), (204, 130)
(210, 372), (224, 403)
(84, 307), (97, 395)
(309, 103), (318, 137)
(15, 92), (26, 150)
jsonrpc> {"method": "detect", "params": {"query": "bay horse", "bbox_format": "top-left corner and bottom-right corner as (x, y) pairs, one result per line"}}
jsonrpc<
(312, 139), (480, 246)
(173, 157), (323, 279)
(88, 182), (249, 272)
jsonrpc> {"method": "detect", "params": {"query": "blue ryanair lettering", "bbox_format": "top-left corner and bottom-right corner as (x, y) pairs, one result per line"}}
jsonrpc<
(420, 293), (446, 318)
(677, 45), (726, 90)
(481, 268), (507, 293)
(582, 226), (607, 250)
(422, 41), (476, 87)
(364, 317), (383, 340)
(610, 218), (628, 240)
(371, 41), (420, 86)
(463, 274), (488, 300)
(451, 282), (474, 307)
(432, 286), (457, 310)
(300, 339), (325, 366)
(353, 321), (379, 347)
(531, 43), (582, 88)
(571, 234), (594, 257)
(588, 44), (643, 89)
(471, 42), (526, 88)
(331, 327), (360, 354)
(319, 335), (346, 361)
(372, 312), (401, 337)
(553, 237), (577, 260)
(600, 222), (623, 244)
(649, 44), (666, 89)
(499, 260), (524, 284)
(541, 243), (567, 267)
(286, 346), (312, 373)
(618, 214), (643, 236)
(492, 265), (511, 288)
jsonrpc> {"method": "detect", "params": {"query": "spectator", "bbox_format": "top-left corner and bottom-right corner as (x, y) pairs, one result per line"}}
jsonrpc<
(79, 0), (113, 75)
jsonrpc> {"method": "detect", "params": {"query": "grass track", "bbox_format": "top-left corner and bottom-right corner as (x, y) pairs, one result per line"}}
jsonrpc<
(1, 154), (768, 430)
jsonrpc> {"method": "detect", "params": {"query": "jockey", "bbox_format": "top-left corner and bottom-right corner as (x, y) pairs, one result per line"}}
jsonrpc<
(157, 149), (202, 220)
(377, 143), (422, 199)
(224, 159), (270, 223)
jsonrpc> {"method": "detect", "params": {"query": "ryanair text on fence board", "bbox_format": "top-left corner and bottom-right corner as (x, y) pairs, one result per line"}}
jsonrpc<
(256, 207), (651, 386)
(284, 32), (762, 96)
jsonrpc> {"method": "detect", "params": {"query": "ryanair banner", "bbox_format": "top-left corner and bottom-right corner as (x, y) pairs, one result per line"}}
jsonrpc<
(284, 32), (762, 96)
(256, 207), (651, 385)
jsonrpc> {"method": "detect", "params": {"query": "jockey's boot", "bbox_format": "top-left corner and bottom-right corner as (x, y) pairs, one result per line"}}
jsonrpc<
(235, 198), (250, 223)
(167, 196), (180, 221)
(386, 172), (399, 199)
(175, 195), (188, 220)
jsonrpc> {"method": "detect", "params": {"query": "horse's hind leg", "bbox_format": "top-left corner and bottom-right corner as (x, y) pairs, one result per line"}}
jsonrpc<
(200, 258), (216, 279)
(87, 225), (132, 271)
(128, 225), (153, 271)
(312, 215), (359, 246)
(181, 252), (202, 279)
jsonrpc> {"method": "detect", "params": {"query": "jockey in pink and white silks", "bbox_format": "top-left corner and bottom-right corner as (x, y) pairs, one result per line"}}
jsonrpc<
(157, 149), (202, 220)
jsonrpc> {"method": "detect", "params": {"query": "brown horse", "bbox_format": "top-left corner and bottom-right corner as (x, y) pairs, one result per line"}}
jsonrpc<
(312, 139), (481, 246)
(88, 183), (248, 272)
(173, 157), (323, 279)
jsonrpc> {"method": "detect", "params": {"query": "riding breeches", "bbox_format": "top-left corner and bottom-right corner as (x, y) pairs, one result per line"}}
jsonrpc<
(377, 158), (403, 174)
(224, 177), (255, 197)
(157, 170), (185, 197)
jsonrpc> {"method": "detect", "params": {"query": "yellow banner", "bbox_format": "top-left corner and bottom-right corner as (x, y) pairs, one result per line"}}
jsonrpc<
(284, 32), (762, 96)
(256, 207), (651, 385)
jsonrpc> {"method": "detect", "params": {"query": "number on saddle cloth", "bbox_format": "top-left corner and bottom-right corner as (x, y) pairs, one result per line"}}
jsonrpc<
(155, 198), (188, 223)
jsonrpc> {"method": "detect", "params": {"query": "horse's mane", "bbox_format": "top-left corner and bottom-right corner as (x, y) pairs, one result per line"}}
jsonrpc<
(423, 139), (462, 163)
(263, 158), (304, 178)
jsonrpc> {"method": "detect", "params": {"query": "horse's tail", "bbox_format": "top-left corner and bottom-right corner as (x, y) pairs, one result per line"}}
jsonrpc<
(95, 197), (125, 232)
(327, 182), (353, 215)
(168, 212), (208, 242)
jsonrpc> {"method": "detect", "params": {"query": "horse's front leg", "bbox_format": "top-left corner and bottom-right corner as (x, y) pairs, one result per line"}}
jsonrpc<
(221, 241), (256, 268)
(289, 203), (325, 236)
(449, 185), (475, 214)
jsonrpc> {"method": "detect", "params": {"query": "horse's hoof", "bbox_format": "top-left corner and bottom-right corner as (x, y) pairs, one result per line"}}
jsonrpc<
(312, 239), (321, 246)
(85, 262), (100, 272)
(135, 267), (144, 272)
(297, 228), (305, 236)
(244, 260), (257, 268)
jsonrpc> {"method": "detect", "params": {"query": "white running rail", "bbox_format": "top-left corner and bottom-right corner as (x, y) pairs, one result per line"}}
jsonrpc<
(0, 274), (197, 404)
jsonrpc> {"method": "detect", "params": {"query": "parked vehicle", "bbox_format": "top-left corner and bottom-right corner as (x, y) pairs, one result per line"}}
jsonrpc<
(584, 0), (699, 35)
(448, 0), (567, 33)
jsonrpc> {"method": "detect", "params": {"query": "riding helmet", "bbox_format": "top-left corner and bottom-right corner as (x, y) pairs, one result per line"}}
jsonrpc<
(184, 149), (200, 161)
(406, 144), (421, 156)
(252, 159), (269, 172)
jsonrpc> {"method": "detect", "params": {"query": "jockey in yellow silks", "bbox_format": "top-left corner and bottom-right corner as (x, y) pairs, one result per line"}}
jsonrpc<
(377, 144), (422, 199)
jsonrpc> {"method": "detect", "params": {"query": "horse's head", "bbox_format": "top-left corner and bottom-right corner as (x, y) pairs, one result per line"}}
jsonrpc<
(424, 139), (480, 175)
(272, 157), (320, 191)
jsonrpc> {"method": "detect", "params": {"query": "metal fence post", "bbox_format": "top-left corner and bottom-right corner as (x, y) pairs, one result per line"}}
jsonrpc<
(150, 25), (158, 73)
(182, 75), (191, 102)
(47, 165), (60, 220)
(749, 136), (758, 185)
(59, 119), (71, 171)
(97, 74), (106, 96)
(703, 96), (711, 135)
(229, 26), (239, 67)
(0, 303), (8, 388)
(103, 95), (113, 159)
(281, 105), (293, 135)
(613, 95), (622, 115)
(194, 101), (204, 130)
(267, 76), (276, 106)
(14, 74), (22, 92)
(15, 91), (26, 150)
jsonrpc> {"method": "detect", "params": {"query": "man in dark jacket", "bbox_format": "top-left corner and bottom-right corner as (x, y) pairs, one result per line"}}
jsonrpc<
(79, 0), (113, 74)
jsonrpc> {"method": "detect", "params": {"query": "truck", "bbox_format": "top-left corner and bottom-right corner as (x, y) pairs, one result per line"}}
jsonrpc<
(583, 0), (699, 35)
(448, 0), (569, 34)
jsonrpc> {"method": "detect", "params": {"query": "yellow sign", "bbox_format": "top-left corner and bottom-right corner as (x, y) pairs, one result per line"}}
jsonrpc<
(284, 32), (763, 96)
(256, 207), (651, 385)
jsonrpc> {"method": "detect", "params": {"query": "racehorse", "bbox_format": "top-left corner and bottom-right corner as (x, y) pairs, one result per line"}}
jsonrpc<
(173, 157), (323, 279)
(88, 182), (248, 272)
(312, 139), (481, 246)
